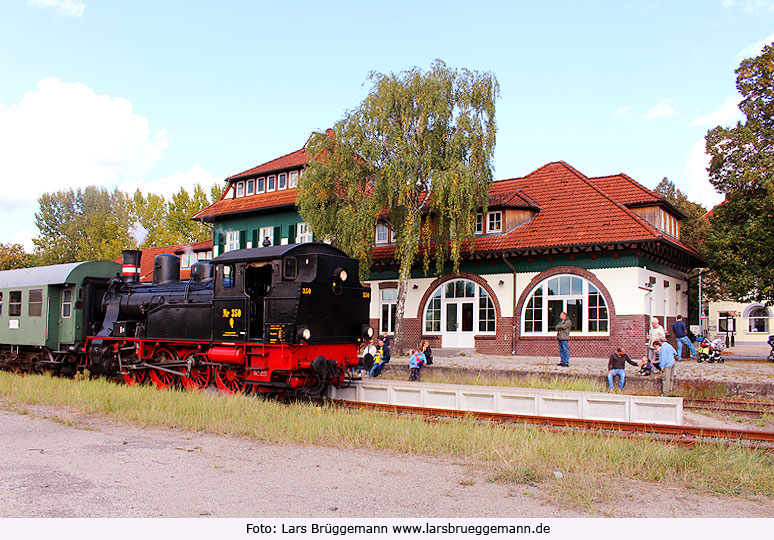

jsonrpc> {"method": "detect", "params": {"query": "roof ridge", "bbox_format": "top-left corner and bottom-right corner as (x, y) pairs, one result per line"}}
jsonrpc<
(227, 147), (307, 180)
(553, 162), (665, 239)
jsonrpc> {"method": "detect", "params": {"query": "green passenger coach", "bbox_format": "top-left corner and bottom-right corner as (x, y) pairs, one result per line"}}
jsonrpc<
(0, 261), (120, 373)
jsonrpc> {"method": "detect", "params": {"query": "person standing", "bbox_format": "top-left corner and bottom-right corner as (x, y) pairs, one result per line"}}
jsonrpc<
(556, 311), (572, 367)
(607, 347), (638, 391)
(647, 317), (666, 364)
(654, 338), (678, 396)
(672, 315), (697, 360)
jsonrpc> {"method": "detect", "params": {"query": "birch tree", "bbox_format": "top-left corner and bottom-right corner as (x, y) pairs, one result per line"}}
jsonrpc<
(299, 60), (499, 352)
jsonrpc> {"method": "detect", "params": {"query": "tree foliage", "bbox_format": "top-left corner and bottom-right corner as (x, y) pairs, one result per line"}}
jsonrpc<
(299, 60), (499, 351)
(33, 186), (134, 264)
(704, 43), (774, 303)
(33, 183), (220, 264)
(0, 243), (36, 270)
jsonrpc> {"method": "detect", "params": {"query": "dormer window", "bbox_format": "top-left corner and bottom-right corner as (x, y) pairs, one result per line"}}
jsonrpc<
(278, 173), (287, 190)
(487, 211), (502, 233)
(257, 177), (265, 193)
(267, 175), (276, 192)
(475, 213), (483, 234)
(246, 179), (255, 196)
(289, 170), (299, 188)
(375, 224), (391, 244)
(236, 181), (245, 197)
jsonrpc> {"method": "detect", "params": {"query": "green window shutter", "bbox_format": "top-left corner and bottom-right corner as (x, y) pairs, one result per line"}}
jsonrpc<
(288, 224), (296, 244)
(217, 233), (225, 254)
(273, 226), (281, 246)
(239, 230), (247, 249)
(252, 229), (258, 247)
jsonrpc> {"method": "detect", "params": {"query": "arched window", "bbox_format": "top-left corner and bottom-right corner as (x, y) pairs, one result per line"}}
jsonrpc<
(747, 306), (771, 333)
(423, 279), (496, 344)
(522, 275), (609, 335)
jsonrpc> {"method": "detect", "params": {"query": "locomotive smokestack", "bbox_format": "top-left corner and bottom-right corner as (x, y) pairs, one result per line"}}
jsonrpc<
(121, 250), (142, 284)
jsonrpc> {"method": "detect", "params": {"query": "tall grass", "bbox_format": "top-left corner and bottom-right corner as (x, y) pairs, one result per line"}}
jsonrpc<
(2, 372), (773, 509)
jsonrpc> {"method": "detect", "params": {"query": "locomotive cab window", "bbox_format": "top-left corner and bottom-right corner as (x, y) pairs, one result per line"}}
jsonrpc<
(283, 257), (297, 280)
(221, 264), (235, 289)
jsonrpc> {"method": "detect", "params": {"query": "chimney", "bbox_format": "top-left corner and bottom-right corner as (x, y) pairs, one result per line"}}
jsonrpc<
(122, 250), (142, 284)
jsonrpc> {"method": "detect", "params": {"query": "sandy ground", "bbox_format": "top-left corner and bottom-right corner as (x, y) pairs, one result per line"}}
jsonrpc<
(1, 405), (773, 519)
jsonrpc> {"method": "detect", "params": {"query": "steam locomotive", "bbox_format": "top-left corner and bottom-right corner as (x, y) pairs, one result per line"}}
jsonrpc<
(0, 243), (373, 396)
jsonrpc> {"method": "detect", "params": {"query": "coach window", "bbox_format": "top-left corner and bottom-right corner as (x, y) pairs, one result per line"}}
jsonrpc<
(29, 289), (43, 317)
(9, 291), (21, 317)
(61, 289), (73, 318)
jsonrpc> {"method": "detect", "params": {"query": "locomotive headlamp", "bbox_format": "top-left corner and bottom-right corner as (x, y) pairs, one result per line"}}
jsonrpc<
(302, 328), (312, 340)
(367, 326), (374, 338)
(335, 267), (348, 282)
(362, 324), (374, 339)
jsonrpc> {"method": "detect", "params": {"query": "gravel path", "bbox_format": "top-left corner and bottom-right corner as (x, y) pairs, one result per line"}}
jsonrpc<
(1, 406), (773, 519)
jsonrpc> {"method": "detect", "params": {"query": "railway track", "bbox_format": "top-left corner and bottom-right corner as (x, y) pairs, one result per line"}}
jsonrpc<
(334, 399), (774, 451)
(684, 398), (774, 417)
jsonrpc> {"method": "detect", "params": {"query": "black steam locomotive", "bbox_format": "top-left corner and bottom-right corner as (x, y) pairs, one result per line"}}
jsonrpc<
(84, 243), (372, 396)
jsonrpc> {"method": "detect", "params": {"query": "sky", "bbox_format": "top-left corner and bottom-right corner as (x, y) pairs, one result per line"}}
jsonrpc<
(1, 0), (773, 251)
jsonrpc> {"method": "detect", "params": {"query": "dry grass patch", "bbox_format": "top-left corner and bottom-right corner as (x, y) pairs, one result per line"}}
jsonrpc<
(2, 372), (773, 510)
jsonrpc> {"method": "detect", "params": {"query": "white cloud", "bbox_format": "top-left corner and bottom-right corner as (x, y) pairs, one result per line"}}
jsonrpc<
(0, 78), (169, 211)
(10, 229), (37, 252)
(693, 96), (744, 127)
(645, 98), (675, 120)
(119, 164), (220, 200)
(736, 34), (774, 59)
(27, 0), (85, 18)
(678, 139), (725, 210)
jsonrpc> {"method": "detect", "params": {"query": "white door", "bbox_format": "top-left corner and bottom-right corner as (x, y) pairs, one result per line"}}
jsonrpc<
(442, 300), (475, 348)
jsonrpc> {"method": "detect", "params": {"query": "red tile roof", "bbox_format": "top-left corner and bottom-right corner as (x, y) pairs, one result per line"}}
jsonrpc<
(193, 187), (299, 220)
(228, 148), (308, 180)
(372, 161), (703, 263)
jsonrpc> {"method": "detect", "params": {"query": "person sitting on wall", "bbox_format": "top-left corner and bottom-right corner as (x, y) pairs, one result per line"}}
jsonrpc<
(607, 347), (638, 392)
(638, 357), (654, 376)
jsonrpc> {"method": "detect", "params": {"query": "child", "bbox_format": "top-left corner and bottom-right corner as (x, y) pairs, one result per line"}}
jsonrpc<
(369, 343), (384, 378)
(639, 357), (653, 376)
(408, 348), (426, 381)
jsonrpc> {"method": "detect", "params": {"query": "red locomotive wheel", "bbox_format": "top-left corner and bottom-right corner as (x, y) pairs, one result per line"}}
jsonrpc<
(214, 365), (245, 395)
(181, 352), (211, 391)
(150, 368), (178, 389)
(149, 348), (180, 390)
(123, 369), (147, 386)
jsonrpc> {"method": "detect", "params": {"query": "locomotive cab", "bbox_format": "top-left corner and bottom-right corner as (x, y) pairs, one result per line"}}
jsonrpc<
(212, 243), (371, 346)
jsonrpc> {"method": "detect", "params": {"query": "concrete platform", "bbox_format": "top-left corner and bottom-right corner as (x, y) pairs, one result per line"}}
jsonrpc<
(328, 379), (684, 425)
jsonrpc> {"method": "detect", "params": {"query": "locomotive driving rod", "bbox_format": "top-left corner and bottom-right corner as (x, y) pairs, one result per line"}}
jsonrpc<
(137, 362), (189, 376)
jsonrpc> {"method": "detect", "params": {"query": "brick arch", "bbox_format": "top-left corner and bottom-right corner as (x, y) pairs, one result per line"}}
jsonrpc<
(415, 271), (503, 320)
(514, 266), (617, 338)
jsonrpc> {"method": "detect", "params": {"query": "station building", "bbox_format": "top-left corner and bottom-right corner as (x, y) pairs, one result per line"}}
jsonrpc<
(193, 145), (706, 357)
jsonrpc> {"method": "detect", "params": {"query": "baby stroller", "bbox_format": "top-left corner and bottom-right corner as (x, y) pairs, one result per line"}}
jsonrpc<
(697, 337), (724, 363)
(768, 335), (774, 362)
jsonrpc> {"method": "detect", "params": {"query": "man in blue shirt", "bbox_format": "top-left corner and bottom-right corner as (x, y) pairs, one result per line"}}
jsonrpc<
(672, 315), (696, 360)
(654, 338), (678, 396)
